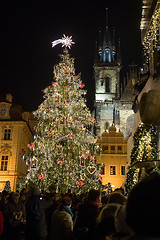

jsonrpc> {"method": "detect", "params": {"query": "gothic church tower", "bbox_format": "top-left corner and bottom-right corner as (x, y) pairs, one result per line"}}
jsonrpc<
(94, 8), (137, 138)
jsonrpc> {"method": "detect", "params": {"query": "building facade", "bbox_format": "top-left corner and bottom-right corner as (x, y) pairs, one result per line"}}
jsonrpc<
(97, 125), (128, 190)
(94, 8), (138, 138)
(126, 0), (160, 182)
(0, 94), (35, 191)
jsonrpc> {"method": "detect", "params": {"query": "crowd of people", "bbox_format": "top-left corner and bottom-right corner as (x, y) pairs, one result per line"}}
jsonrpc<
(0, 171), (160, 240)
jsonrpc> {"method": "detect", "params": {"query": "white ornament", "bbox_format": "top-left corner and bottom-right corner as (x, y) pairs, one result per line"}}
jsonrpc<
(52, 34), (75, 48)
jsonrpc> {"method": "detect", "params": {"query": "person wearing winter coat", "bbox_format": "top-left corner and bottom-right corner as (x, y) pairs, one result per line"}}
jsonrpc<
(6, 192), (25, 240)
(95, 203), (119, 240)
(26, 187), (53, 240)
(0, 211), (3, 240)
(0, 190), (9, 240)
(50, 196), (74, 240)
(74, 189), (101, 240)
(108, 172), (160, 240)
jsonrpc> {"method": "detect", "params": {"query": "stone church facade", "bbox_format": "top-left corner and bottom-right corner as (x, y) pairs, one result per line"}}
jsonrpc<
(93, 8), (138, 138)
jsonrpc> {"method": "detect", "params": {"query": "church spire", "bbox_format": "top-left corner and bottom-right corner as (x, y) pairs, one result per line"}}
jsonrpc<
(96, 6), (121, 65)
(112, 28), (116, 50)
(94, 40), (98, 64)
(117, 38), (121, 65)
(98, 29), (102, 50)
(104, 8), (110, 47)
(105, 7), (109, 30)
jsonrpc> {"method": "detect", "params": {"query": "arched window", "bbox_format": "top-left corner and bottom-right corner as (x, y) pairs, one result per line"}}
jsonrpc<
(105, 121), (109, 129)
(105, 76), (110, 92)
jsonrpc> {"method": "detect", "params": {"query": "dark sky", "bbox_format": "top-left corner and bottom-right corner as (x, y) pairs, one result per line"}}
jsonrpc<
(0, 0), (142, 112)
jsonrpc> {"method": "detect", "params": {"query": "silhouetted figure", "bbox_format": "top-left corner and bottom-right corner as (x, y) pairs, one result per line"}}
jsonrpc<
(26, 187), (53, 240)
(50, 196), (74, 240)
(74, 189), (101, 240)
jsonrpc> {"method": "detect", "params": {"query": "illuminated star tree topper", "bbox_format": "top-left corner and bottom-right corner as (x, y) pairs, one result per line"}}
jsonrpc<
(52, 34), (75, 49)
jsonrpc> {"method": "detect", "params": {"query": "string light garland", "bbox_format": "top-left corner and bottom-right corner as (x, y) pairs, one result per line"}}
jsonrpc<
(125, 123), (158, 194)
(143, 4), (160, 65)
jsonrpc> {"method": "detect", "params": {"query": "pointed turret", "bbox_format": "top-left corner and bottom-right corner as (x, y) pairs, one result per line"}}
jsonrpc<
(94, 40), (99, 64)
(116, 38), (121, 65)
(98, 29), (102, 50)
(112, 28), (116, 50)
(95, 6), (121, 65)
(103, 8), (110, 47)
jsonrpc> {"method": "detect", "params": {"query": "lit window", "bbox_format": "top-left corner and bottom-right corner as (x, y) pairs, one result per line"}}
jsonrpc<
(111, 146), (115, 150)
(110, 166), (116, 175)
(4, 129), (11, 140)
(118, 146), (122, 151)
(1, 156), (8, 171)
(121, 166), (125, 175)
(103, 145), (108, 151)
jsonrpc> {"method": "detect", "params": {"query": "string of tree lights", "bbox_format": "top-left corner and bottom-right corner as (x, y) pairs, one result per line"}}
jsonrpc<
(143, 2), (160, 65)
(125, 123), (158, 193)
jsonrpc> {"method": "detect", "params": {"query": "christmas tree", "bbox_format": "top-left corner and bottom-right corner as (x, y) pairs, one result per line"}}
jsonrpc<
(23, 49), (103, 194)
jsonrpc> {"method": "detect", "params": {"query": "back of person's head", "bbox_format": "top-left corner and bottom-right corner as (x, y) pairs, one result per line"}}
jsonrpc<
(62, 196), (72, 207)
(107, 192), (126, 205)
(12, 192), (20, 199)
(97, 203), (120, 224)
(96, 203), (119, 238)
(2, 190), (8, 198)
(115, 205), (130, 235)
(31, 187), (40, 196)
(114, 187), (124, 195)
(12, 192), (20, 204)
(126, 172), (160, 237)
(88, 189), (100, 203)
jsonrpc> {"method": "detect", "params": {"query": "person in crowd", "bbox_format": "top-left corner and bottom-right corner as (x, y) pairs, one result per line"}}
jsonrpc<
(50, 192), (61, 212)
(20, 191), (27, 205)
(6, 192), (25, 240)
(0, 194), (2, 202)
(109, 172), (160, 240)
(113, 204), (130, 238)
(125, 172), (160, 240)
(26, 187), (53, 240)
(50, 195), (74, 240)
(107, 192), (126, 205)
(114, 187), (124, 195)
(46, 192), (61, 239)
(95, 203), (119, 240)
(0, 190), (9, 240)
(0, 210), (3, 240)
(74, 189), (101, 240)
(101, 191), (108, 206)
(20, 192), (27, 213)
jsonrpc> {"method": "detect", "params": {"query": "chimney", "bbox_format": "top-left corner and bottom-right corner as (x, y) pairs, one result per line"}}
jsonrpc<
(6, 94), (13, 103)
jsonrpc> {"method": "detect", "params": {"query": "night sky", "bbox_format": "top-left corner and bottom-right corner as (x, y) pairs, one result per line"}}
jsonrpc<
(0, 0), (142, 112)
